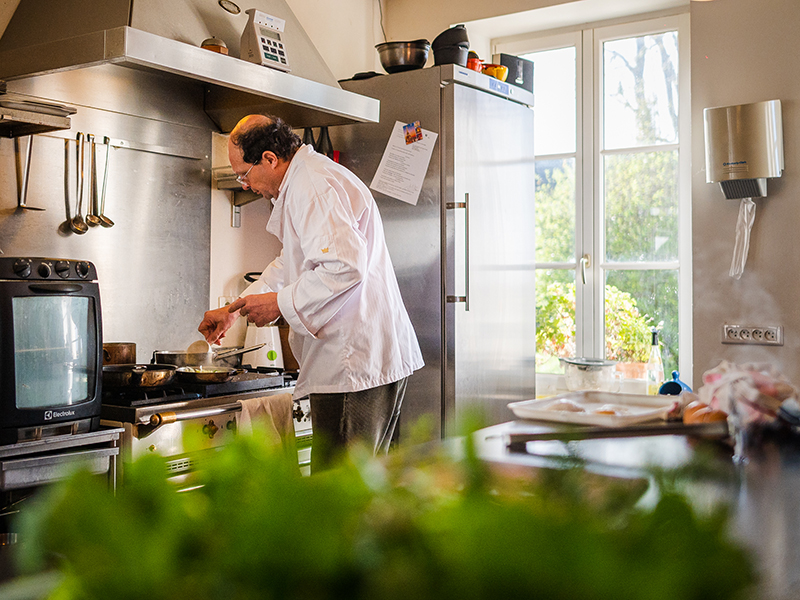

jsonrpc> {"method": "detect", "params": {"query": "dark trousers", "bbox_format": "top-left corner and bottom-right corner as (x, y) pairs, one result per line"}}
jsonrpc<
(309, 377), (408, 473)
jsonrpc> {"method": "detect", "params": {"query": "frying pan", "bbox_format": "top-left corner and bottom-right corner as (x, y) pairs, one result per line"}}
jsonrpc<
(102, 364), (177, 389)
(175, 366), (242, 384)
(152, 344), (265, 368)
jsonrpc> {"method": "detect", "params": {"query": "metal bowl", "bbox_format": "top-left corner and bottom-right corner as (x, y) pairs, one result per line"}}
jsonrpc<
(375, 39), (430, 74)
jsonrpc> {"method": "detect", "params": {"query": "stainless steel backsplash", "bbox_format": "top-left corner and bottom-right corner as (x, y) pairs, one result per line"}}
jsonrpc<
(0, 66), (215, 362)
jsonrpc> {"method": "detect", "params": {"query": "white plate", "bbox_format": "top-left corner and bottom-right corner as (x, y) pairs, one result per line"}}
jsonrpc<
(508, 391), (676, 427)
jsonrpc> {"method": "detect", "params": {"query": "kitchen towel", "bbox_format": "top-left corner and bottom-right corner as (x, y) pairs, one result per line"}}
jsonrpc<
(238, 393), (296, 456)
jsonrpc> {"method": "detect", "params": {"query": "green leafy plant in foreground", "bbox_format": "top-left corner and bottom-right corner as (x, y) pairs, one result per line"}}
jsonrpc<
(14, 430), (755, 600)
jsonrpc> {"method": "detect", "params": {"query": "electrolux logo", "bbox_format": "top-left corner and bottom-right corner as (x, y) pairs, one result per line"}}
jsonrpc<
(44, 409), (76, 420)
(723, 161), (747, 166)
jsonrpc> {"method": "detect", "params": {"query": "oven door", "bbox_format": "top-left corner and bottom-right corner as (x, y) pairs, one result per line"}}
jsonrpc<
(103, 402), (242, 477)
(0, 280), (102, 439)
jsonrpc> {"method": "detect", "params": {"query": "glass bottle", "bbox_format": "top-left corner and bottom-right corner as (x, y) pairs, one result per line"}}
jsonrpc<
(302, 127), (316, 150)
(646, 328), (664, 395)
(316, 126), (334, 160)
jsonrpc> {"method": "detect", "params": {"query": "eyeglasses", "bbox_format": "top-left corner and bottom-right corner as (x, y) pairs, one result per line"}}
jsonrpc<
(236, 161), (258, 184)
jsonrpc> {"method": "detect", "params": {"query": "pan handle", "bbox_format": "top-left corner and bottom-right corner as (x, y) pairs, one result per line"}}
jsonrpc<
(214, 343), (266, 359)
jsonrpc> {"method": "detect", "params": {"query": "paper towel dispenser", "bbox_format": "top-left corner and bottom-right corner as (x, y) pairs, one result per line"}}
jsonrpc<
(703, 99), (783, 199)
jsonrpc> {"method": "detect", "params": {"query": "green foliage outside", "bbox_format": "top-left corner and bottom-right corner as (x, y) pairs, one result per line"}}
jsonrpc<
(536, 279), (656, 372)
(10, 429), (756, 600)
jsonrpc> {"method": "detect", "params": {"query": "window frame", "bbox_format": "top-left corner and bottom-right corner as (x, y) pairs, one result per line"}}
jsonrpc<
(494, 13), (692, 392)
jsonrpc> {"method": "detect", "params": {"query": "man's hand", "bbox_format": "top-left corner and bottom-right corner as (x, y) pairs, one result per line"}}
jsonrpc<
(227, 293), (281, 327)
(198, 306), (239, 345)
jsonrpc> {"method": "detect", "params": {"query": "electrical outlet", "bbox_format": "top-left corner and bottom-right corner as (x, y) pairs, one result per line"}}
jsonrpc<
(722, 324), (783, 346)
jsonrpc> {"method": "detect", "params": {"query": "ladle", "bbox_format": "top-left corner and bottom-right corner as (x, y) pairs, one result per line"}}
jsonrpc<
(85, 134), (101, 227)
(98, 136), (114, 228)
(69, 132), (88, 235)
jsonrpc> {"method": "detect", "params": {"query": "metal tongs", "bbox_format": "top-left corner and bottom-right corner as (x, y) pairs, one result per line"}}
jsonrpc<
(213, 344), (266, 360)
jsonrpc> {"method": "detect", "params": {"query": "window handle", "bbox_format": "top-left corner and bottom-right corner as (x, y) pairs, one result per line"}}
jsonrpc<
(580, 254), (591, 285)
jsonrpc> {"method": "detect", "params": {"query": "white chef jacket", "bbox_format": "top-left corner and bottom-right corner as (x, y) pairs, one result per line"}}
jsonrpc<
(241, 145), (424, 398)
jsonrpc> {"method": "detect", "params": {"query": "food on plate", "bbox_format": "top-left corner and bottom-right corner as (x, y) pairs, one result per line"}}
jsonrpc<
(683, 400), (709, 421)
(592, 404), (630, 416)
(684, 404), (728, 424)
(544, 399), (586, 413)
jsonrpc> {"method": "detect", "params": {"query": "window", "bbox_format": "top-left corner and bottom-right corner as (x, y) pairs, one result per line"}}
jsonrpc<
(494, 14), (691, 392)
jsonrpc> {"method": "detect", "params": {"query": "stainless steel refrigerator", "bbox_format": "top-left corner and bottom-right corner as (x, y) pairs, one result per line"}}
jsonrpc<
(333, 64), (536, 440)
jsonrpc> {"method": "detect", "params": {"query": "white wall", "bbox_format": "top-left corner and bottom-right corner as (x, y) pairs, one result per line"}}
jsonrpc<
(690, 0), (800, 387)
(289, 0), (382, 79)
(0, 0), (19, 39)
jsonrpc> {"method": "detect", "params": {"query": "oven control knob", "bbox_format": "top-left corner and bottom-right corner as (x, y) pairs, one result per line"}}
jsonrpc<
(37, 263), (52, 278)
(55, 261), (71, 278)
(203, 421), (218, 438)
(12, 259), (31, 278)
(75, 261), (90, 279)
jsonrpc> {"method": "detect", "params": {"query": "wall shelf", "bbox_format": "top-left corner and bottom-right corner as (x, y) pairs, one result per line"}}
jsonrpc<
(0, 106), (71, 138)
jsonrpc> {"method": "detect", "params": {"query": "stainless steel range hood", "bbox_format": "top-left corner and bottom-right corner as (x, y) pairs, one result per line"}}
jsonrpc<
(0, 0), (379, 130)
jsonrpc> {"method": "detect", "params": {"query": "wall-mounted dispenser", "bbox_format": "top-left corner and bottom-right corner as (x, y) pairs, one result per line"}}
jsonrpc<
(703, 99), (784, 279)
(704, 99), (784, 199)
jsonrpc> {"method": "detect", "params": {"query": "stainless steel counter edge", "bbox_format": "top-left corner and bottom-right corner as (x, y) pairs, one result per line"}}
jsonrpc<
(0, 27), (380, 128)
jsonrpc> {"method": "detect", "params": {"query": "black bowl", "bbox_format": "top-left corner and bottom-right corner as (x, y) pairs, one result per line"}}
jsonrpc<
(433, 45), (469, 67)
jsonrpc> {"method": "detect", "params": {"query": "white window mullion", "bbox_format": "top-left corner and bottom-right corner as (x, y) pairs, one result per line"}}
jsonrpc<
(577, 27), (595, 359)
(676, 12), (692, 381)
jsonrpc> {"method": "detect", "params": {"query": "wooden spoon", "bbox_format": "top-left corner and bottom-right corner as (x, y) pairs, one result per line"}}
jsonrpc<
(187, 339), (212, 354)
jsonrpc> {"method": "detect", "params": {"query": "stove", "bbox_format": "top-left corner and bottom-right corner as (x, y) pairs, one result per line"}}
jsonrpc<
(100, 371), (310, 481)
(101, 371), (288, 408)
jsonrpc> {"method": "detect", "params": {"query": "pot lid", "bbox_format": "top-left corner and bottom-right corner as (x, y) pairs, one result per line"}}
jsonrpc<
(559, 357), (617, 370)
(201, 37), (227, 48)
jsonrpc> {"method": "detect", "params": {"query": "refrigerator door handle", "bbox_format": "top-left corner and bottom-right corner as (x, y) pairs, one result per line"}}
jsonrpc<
(446, 192), (470, 311)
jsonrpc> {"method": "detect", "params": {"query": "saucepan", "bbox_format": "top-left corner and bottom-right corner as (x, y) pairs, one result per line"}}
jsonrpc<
(103, 342), (136, 365)
(152, 344), (265, 368)
(103, 364), (177, 389)
(560, 357), (620, 392)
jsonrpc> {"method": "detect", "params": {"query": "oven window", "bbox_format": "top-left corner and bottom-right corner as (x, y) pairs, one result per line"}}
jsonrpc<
(13, 296), (96, 409)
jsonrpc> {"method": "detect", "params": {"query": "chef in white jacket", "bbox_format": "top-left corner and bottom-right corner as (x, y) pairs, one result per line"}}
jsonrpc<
(199, 114), (423, 471)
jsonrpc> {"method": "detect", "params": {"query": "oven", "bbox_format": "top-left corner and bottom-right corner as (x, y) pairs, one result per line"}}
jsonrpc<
(0, 257), (103, 445)
(100, 372), (311, 481)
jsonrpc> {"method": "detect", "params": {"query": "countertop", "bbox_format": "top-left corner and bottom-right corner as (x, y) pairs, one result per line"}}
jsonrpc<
(472, 420), (800, 600)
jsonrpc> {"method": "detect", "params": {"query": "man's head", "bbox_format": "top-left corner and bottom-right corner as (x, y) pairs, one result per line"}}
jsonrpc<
(228, 114), (301, 199)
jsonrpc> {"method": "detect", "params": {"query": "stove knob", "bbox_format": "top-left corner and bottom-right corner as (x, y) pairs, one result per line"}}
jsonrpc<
(203, 421), (218, 438)
(12, 259), (31, 278)
(55, 261), (71, 279)
(37, 263), (52, 278)
(75, 261), (90, 279)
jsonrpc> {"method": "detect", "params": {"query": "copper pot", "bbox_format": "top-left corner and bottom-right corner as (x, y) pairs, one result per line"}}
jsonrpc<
(103, 342), (136, 365)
